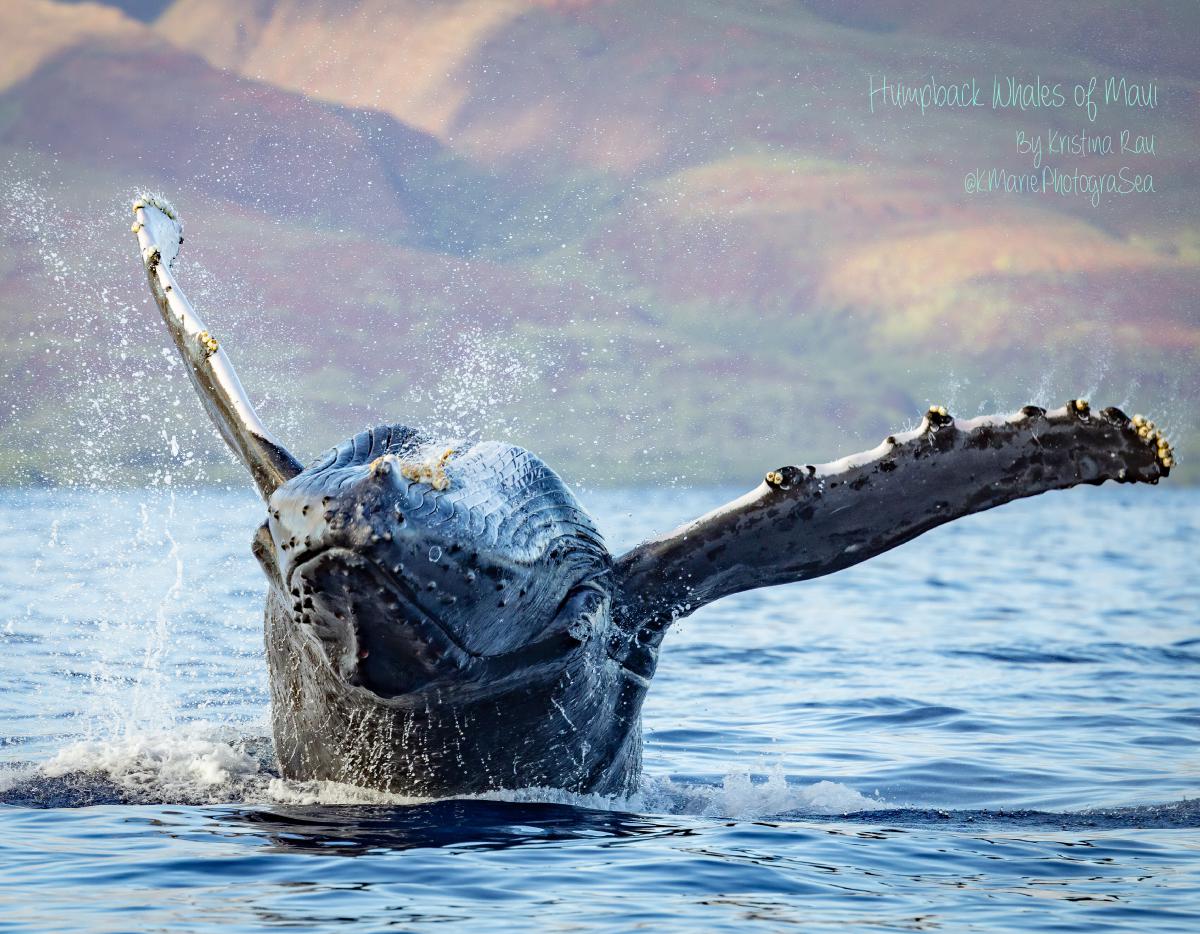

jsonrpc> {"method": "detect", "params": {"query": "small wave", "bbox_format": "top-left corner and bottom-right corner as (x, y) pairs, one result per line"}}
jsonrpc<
(948, 647), (1101, 665)
(838, 705), (966, 727)
(837, 800), (1200, 831)
(948, 642), (1200, 666)
(642, 767), (882, 818)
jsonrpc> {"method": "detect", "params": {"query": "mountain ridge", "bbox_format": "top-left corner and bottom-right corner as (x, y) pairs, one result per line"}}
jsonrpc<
(1, 0), (1196, 486)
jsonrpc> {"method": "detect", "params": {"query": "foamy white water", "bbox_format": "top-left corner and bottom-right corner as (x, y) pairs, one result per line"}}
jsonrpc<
(19, 720), (879, 817)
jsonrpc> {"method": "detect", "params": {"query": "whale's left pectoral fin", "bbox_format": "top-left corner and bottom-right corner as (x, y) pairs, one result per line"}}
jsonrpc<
(611, 402), (1173, 669)
(131, 195), (302, 499)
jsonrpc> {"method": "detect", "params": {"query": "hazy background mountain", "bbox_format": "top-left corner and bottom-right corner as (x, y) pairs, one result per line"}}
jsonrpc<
(2, 0), (1196, 488)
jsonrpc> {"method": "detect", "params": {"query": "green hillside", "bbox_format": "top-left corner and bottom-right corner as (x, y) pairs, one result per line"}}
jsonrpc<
(0, 0), (1196, 488)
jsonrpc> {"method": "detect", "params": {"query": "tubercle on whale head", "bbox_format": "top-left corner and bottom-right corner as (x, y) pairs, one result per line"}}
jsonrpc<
(1128, 412), (1176, 471)
(924, 404), (953, 429)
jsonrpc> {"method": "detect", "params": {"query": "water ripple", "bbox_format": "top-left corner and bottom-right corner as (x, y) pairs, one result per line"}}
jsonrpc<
(0, 487), (1196, 930)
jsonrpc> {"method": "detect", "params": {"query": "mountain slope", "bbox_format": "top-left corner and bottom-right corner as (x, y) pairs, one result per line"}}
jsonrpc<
(155, 0), (533, 140)
(1, 0), (1196, 487)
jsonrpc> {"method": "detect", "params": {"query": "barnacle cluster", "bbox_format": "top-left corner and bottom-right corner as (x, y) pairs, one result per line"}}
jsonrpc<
(1132, 414), (1174, 469)
(399, 447), (457, 491)
(925, 404), (953, 428)
(197, 330), (219, 358)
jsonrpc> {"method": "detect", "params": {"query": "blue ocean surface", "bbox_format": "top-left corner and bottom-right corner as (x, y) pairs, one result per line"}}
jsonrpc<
(0, 485), (1197, 931)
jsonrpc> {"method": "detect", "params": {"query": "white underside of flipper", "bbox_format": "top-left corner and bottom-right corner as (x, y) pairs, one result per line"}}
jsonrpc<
(131, 194), (301, 498)
(132, 193), (182, 267)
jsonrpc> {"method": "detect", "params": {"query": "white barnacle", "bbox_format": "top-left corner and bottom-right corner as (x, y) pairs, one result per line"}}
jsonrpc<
(197, 330), (219, 358)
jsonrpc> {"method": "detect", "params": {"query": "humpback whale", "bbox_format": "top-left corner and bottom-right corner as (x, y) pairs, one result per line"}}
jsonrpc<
(130, 195), (1174, 797)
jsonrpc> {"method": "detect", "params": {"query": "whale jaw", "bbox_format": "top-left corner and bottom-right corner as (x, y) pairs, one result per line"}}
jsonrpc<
(287, 547), (474, 698)
(261, 579), (646, 798)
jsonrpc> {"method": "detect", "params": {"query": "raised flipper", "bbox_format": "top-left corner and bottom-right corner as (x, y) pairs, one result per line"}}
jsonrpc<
(131, 195), (302, 499)
(612, 402), (1173, 674)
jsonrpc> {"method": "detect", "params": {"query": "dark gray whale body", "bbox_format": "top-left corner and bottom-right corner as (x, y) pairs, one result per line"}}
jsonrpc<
(261, 427), (645, 795)
(131, 196), (1174, 797)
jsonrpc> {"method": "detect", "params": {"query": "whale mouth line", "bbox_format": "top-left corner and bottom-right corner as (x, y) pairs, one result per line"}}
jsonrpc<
(287, 545), (479, 662)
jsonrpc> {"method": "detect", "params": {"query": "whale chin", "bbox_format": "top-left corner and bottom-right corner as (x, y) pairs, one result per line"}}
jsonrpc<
(288, 547), (474, 699)
(285, 545), (611, 701)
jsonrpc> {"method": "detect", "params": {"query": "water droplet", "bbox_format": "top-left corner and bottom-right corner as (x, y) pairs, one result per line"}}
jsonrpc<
(428, 545), (442, 562)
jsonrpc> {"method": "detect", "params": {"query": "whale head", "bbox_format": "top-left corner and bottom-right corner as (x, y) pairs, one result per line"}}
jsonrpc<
(258, 425), (614, 699)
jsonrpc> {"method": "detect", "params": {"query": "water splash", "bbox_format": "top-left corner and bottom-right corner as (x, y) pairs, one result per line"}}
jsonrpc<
(13, 723), (881, 817)
(41, 726), (259, 804)
(128, 488), (182, 733)
(401, 324), (553, 441)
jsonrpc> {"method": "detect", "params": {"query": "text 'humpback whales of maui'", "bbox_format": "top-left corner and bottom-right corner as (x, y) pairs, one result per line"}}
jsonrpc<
(130, 194), (1175, 797)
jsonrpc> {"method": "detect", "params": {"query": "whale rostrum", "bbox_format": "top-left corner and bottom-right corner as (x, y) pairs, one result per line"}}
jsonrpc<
(132, 197), (1173, 797)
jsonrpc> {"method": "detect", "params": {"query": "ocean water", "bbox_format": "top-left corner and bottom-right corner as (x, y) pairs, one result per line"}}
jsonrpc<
(1, 484), (1197, 931)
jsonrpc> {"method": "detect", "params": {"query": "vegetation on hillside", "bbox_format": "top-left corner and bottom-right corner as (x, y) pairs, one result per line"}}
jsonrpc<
(1, 0), (1196, 487)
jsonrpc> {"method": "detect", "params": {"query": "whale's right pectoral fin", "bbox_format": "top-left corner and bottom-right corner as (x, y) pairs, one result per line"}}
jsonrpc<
(611, 402), (1173, 674)
(131, 195), (302, 499)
